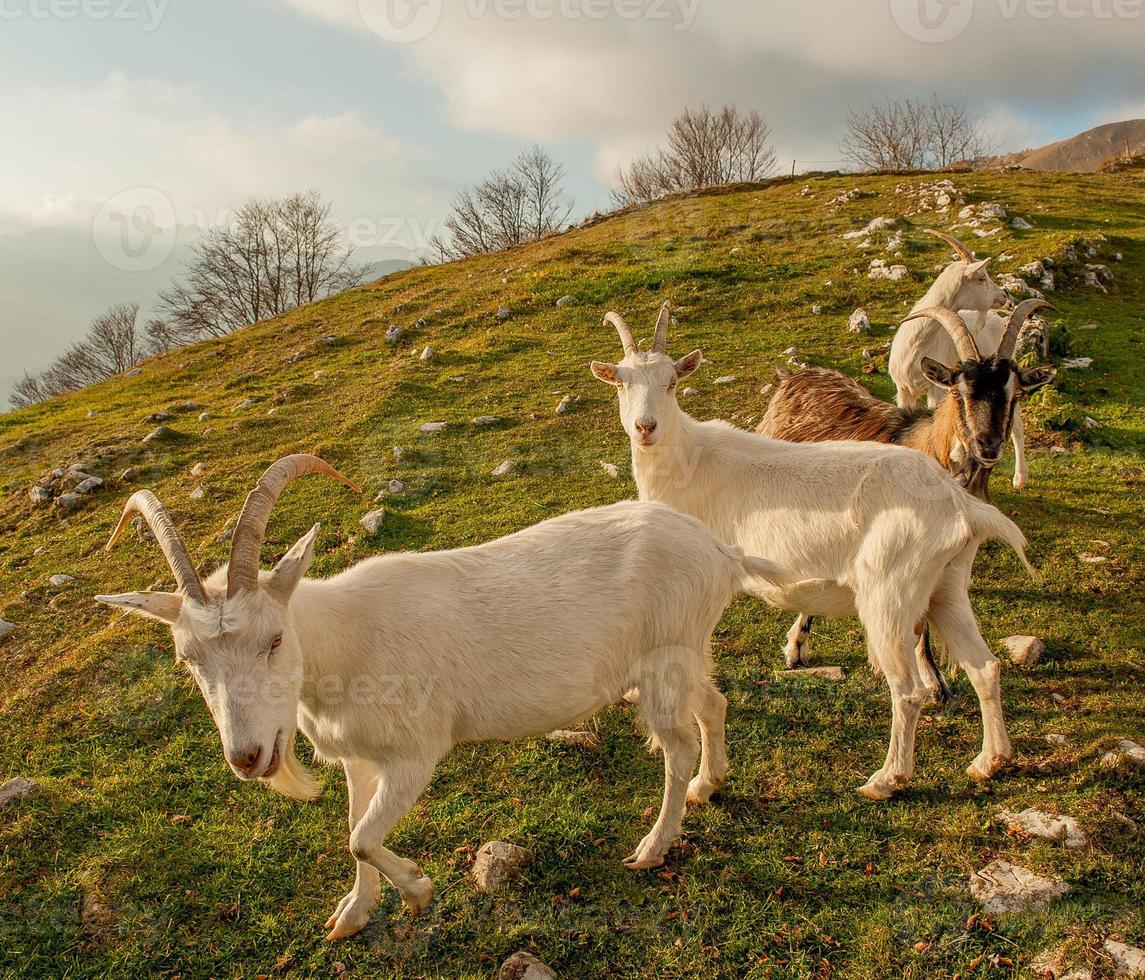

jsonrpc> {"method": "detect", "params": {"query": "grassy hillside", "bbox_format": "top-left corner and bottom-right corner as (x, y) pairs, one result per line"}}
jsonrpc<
(1, 170), (1142, 979)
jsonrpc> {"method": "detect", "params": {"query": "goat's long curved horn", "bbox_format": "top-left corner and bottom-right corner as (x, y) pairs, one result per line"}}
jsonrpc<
(603, 312), (637, 356)
(997, 298), (1054, 362)
(652, 302), (672, 354)
(924, 228), (975, 263)
(106, 491), (207, 604)
(227, 455), (362, 597)
(902, 307), (980, 362)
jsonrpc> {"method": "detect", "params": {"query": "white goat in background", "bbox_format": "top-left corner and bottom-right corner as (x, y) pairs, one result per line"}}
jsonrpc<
(592, 306), (1034, 802)
(97, 455), (796, 940)
(888, 230), (1041, 489)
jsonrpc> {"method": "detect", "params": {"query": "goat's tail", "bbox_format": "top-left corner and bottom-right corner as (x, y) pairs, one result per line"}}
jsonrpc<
(262, 732), (322, 802)
(973, 502), (1038, 579)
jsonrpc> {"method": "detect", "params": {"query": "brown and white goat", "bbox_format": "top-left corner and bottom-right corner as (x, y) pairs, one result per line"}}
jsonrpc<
(759, 299), (1056, 499)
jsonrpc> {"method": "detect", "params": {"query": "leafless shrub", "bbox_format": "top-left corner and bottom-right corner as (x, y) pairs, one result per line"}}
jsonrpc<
(841, 95), (992, 172)
(430, 145), (573, 260)
(613, 105), (777, 207)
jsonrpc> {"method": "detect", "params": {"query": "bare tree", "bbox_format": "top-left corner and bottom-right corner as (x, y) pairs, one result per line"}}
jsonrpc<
(431, 145), (573, 260)
(841, 95), (990, 172)
(613, 105), (777, 207)
(10, 303), (147, 409)
(158, 191), (364, 341)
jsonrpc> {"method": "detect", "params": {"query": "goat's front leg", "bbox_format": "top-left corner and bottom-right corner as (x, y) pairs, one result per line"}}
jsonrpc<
(325, 759), (383, 941)
(1010, 409), (1028, 490)
(327, 756), (437, 941)
(783, 614), (814, 668)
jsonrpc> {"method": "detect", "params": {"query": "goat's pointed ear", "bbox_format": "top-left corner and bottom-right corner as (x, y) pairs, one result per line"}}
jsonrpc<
(675, 349), (703, 380)
(266, 524), (320, 604)
(921, 357), (959, 389)
(95, 591), (183, 624)
(1017, 365), (1056, 394)
(965, 257), (992, 277)
(591, 360), (621, 386)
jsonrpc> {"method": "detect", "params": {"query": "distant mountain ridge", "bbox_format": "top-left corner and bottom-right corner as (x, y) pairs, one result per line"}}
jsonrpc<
(989, 119), (1145, 173)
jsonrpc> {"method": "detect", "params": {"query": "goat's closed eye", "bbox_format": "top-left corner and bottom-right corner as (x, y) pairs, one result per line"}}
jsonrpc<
(269, 633), (283, 654)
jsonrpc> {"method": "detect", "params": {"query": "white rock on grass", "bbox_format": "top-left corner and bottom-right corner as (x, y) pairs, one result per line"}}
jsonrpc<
(1104, 940), (1145, 978)
(491, 460), (516, 478)
(497, 952), (555, 980)
(50, 574), (76, 588)
(74, 476), (104, 494)
(29, 485), (52, 506)
(848, 308), (872, 333)
(998, 808), (1087, 848)
(1101, 740), (1145, 768)
(556, 395), (577, 415)
(0, 620), (15, 640)
(868, 259), (909, 282)
(419, 422), (446, 434)
(713, 376), (737, 385)
(599, 461), (620, 479)
(471, 841), (533, 893)
(969, 860), (1068, 914)
(1002, 635), (1045, 666)
(555, 295), (576, 307)
(142, 425), (175, 444)
(1011, 216), (1034, 230)
(0, 776), (41, 806)
(1046, 733), (1067, 746)
(1062, 357), (1094, 370)
(388, 480), (406, 494)
(190, 462), (205, 478)
(682, 387), (698, 398)
(190, 485), (206, 501)
(811, 304), (824, 315)
(386, 324), (403, 344)
(547, 729), (601, 749)
(776, 666), (845, 681)
(496, 306), (512, 320)
(359, 509), (386, 536)
(473, 415), (500, 427)
(233, 398), (255, 412)
(420, 346), (434, 361)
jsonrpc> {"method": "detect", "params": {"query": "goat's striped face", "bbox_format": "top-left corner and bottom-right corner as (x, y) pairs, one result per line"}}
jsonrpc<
(591, 349), (702, 450)
(923, 356), (1056, 469)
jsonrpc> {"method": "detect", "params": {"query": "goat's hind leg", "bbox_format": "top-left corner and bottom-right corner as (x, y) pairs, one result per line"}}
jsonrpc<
(688, 679), (727, 805)
(626, 673), (701, 870)
(783, 614), (814, 668)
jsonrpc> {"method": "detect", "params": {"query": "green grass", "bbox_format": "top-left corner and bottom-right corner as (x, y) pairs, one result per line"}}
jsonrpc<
(1, 170), (1143, 979)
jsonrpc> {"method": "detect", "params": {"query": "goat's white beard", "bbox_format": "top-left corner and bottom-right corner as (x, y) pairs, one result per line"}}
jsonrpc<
(261, 731), (322, 802)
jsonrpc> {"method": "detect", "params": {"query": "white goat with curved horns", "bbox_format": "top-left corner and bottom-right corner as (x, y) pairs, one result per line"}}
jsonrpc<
(591, 305), (1034, 802)
(96, 454), (797, 940)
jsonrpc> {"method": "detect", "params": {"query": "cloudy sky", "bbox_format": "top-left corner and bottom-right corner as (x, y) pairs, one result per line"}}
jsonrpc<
(2, 0), (1143, 403)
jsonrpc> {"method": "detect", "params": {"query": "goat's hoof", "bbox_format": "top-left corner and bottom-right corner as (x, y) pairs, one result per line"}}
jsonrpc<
(967, 753), (1010, 782)
(1013, 474), (1028, 491)
(324, 891), (376, 941)
(857, 775), (899, 801)
(401, 875), (434, 916)
(686, 774), (725, 806)
(783, 646), (810, 669)
(622, 850), (667, 870)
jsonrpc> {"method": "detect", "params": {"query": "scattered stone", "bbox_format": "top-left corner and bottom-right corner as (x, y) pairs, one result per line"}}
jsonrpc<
(496, 306), (512, 320)
(190, 485), (206, 501)
(29, 485), (52, 506)
(1002, 635), (1045, 667)
(969, 859), (1068, 914)
(556, 295), (576, 307)
(868, 259), (910, 282)
(420, 346), (434, 361)
(497, 952), (555, 980)
(1101, 740), (1145, 768)
(86, 409), (99, 418)
(123, 367), (143, 378)
(1061, 357), (1094, 370)
(471, 841), (532, 893)
(848, 308), (871, 334)
(392, 446), (405, 461)
(1011, 216), (1034, 230)
(233, 398), (255, 412)
(0, 620), (15, 641)
(491, 460), (516, 478)
(49, 574), (76, 588)
(142, 425), (175, 444)
(1079, 552), (1108, 564)
(190, 462), (205, 478)
(74, 476), (103, 494)
(1104, 939), (1145, 977)
(55, 493), (84, 512)
(547, 729), (601, 749)
(812, 304), (824, 315)
(473, 415), (500, 427)
(387, 480), (406, 494)
(386, 324), (403, 345)
(999, 273), (1045, 300)
(216, 517), (236, 543)
(359, 509), (386, 536)
(323, 335), (338, 347)
(198, 412), (211, 422)
(599, 461), (619, 479)
(998, 808), (1087, 848)
(149, 411), (173, 423)
(120, 467), (140, 482)
(0, 777), (41, 807)
(419, 422), (446, 434)
(415, 317), (428, 329)
(759, 383), (774, 397)
(713, 376), (737, 385)
(776, 666), (845, 681)
(682, 387), (698, 398)
(1046, 733), (1067, 746)
(556, 395), (575, 415)
(1020, 261), (1055, 293)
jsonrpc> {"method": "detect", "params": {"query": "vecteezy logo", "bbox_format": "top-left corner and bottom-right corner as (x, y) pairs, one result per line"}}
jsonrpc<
(358, 0), (443, 43)
(890, 0), (975, 42)
(92, 187), (177, 272)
